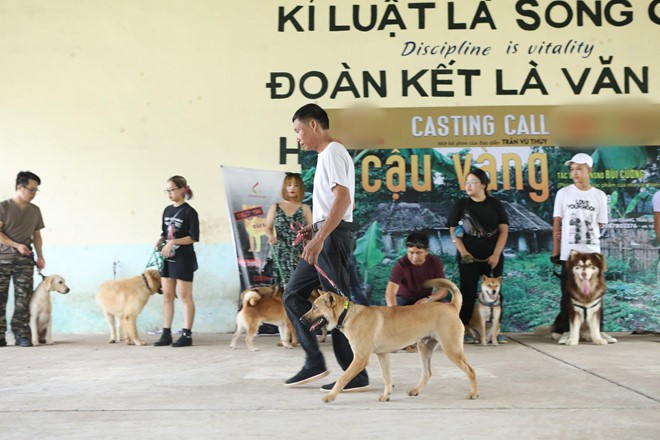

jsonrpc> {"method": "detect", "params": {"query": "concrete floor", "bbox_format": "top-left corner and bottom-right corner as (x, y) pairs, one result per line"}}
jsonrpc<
(1, 332), (659, 440)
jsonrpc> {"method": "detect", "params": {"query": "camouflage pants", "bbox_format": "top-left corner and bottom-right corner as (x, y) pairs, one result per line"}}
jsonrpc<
(0, 256), (35, 339)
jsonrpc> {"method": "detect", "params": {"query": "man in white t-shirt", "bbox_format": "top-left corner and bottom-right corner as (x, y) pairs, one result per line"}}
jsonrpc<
(549, 153), (609, 343)
(282, 104), (369, 392)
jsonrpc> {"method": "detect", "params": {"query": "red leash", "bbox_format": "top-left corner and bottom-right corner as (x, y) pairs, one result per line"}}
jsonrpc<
(290, 221), (347, 297)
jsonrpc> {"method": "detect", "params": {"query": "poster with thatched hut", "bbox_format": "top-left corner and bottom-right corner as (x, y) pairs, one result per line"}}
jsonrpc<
(300, 145), (659, 333)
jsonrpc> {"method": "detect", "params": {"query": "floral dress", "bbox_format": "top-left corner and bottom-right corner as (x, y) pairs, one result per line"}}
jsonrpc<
(270, 204), (305, 286)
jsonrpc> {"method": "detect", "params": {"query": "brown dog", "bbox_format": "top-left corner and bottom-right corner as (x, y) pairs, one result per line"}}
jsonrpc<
(230, 285), (297, 351)
(565, 251), (615, 346)
(29, 275), (70, 346)
(96, 269), (162, 346)
(302, 278), (479, 403)
(468, 275), (502, 346)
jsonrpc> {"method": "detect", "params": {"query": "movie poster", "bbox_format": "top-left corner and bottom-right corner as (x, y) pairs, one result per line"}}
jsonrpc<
(300, 145), (659, 332)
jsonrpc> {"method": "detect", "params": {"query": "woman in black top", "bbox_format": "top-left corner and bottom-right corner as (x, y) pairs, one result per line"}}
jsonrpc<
(154, 175), (199, 347)
(448, 168), (509, 343)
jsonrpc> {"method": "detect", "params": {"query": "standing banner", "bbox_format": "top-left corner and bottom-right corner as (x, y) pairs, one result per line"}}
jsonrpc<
(221, 166), (286, 292)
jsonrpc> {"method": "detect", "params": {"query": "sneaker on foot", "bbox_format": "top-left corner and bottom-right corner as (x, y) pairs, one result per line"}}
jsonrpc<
(284, 367), (329, 387)
(15, 337), (33, 347)
(320, 379), (369, 393)
(463, 334), (478, 344)
(496, 334), (508, 344)
(154, 332), (173, 346)
(172, 334), (192, 347)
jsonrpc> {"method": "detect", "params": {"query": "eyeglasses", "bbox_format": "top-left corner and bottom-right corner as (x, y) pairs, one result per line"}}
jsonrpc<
(164, 188), (181, 194)
(22, 185), (39, 194)
(465, 180), (482, 186)
(406, 242), (427, 249)
(285, 172), (301, 178)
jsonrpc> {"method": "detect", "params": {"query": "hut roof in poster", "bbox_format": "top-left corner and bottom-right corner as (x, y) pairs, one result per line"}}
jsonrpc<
(361, 201), (551, 233)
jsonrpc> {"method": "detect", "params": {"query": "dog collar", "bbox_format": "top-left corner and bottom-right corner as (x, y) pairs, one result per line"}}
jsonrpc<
(478, 297), (500, 307)
(336, 299), (350, 329)
(141, 274), (151, 291)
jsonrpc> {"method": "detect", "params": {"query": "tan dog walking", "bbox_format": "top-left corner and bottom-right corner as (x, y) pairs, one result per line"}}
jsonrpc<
(302, 278), (479, 403)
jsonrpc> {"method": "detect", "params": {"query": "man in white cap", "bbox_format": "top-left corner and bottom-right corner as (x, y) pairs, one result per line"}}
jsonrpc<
(549, 153), (609, 344)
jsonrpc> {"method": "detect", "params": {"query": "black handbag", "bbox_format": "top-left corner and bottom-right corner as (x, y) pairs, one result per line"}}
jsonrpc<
(454, 202), (495, 239)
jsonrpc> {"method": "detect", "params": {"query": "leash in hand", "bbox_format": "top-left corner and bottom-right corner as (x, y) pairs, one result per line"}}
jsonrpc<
(290, 220), (347, 297)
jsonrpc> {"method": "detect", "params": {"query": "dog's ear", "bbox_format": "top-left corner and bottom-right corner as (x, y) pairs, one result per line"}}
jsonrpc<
(594, 253), (606, 272)
(147, 270), (161, 288)
(324, 292), (337, 307)
(42, 276), (53, 291)
(481, 274), (487, 282)
(496, 276), (502, 282)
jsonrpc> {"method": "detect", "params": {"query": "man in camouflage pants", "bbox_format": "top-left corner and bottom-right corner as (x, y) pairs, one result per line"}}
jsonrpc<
(0, 171), (45, 347)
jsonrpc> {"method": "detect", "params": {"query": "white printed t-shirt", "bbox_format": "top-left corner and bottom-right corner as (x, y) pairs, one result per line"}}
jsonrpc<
(312, 141), (355, 223)
(553, 184), (608, 261)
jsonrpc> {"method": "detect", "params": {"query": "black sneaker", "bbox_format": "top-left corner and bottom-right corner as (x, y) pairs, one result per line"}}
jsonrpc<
(320, 378), (369, 393)
(15, 337), (33, 347)
(284, 366), (329, 387)
(172, 333), (192, 347)
(154, 332), (173, 346)
(0, 339), (6, 347)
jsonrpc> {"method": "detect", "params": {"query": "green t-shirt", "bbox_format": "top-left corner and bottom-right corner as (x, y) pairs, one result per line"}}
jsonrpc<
(0, 198), (44, 259)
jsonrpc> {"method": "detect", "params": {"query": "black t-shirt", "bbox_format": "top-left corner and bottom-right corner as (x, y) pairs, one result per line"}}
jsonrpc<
(448, 197), (508, 259)
(161, 203), (199, 263)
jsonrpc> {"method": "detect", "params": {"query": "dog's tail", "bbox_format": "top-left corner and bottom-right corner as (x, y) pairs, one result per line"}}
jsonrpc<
(424, 278), (462, 312)
(242, 290), (262, 307)
(533, 325), (562, 340)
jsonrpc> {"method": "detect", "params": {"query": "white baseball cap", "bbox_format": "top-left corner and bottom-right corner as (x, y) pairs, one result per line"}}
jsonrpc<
(564, 153), (593, 168)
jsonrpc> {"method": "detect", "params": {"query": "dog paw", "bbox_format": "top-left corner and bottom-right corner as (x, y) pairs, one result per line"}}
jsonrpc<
(229, 344), (236, 349)
(321, 393), (335, 403)
(107, 339), (116, 344)
(593, 338), (608, 345)
(248, 347), (259, 352)
(467, 391), (479, 400)
(566, 340), (579, 346)
(378, 395), (390, 402)
(46, 341), (54, 345)
(407, 388), (420, 397)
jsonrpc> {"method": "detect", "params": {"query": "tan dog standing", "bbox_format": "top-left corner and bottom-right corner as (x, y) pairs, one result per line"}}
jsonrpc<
(230, 285), (297, 351)
(96, 269), (162, 346)
(302, 278), (478, 403)
(29, 274), (70, 346)
(468, 275), (502, 346)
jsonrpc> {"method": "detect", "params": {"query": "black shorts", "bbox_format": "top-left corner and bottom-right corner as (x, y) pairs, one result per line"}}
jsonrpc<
(160, 257), (197, 282)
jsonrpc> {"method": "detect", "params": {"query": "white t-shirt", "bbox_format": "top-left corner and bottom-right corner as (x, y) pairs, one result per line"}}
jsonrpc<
(653, 191), (660, 213)
(312, 141), (355, 223)
(553, 184), (608, 261)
